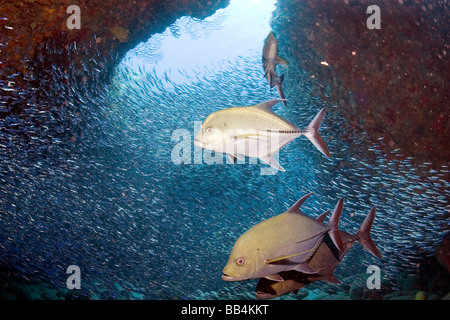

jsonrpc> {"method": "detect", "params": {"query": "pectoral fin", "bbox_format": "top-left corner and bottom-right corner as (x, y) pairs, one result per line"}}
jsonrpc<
(235, 132), (271, 140)
(294, 263), (317, 274)
(276, 56), (289, 67)
(266, 247), (316, 265)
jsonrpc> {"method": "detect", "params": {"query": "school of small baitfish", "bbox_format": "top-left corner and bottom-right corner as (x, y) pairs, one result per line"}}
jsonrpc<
(194, 32), (381, 299)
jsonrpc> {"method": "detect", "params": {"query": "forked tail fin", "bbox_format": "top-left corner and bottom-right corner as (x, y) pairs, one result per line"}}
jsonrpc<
(356, 206), (382, 259)
(265, 68), (278, 88)
(303, 108), (331, 157)
(275, 74), (287, 106)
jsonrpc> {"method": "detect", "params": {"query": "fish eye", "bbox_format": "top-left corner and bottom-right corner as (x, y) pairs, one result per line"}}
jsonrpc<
(236, 257), (245, 266)
(205, 127), (213, 134)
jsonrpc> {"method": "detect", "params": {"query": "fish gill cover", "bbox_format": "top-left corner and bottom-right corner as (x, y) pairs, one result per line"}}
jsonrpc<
(0, 0), (449, 300)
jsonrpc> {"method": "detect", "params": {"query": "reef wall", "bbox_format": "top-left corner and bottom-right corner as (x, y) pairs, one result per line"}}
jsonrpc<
(271, 0), (449, 164)
(0, 0), (229, 118)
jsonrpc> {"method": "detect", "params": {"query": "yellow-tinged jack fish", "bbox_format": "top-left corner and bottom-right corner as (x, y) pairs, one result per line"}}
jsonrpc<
(263, 32), (288, 105)
(221, 193), (344, 282)
(194, 99), (331, 171)
(255, 205), (381, 299)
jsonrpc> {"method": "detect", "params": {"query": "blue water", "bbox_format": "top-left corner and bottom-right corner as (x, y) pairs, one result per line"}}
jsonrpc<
(0, 0), (448, 300)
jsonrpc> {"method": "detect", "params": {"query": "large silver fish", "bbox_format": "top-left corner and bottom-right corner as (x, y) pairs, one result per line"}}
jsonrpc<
(255, 206), (381, 299)
(194, 99), (331, 171)
(221, 193), (344, 282)
(263, 32), (288, 105)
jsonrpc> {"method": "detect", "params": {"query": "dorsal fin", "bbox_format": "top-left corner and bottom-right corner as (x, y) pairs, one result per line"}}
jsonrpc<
(253, 99), (286, 111)
(287, 192), (313, 214)
(316, 210), (330, 223)
(327, 198), (344, 251)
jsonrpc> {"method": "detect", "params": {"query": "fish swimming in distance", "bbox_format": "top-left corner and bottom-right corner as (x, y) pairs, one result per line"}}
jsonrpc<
(255, 206), (381, 299)
(193, 99), (331, 171)
(263, 32), (288, 105)
(221, 193), (344, 282)
(274, 73), (286, 104)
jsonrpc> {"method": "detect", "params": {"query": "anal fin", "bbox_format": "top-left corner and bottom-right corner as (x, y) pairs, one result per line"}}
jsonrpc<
(259, 155), (285, 172)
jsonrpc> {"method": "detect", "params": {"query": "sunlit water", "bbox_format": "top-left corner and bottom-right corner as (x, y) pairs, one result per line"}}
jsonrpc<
(0, 0), (448, 300)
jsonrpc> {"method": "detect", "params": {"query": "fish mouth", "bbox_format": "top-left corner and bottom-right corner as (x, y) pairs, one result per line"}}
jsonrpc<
(221, 273), (238, 281)
(193, 138), (203, 148)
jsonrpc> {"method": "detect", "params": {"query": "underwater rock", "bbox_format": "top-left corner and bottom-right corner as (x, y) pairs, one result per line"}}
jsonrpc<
(383, 290), (431, 300)
(271, 0), (449, 163)
(415, 254), (450, 296)
(435, 232), (450, 274)
(0, 0), (229, 119)
(383, 292), (415, 300)
(328, 292), (351, 300)
(415, 291), (427, 300)
(345, 273), (387, 300)
(109, 26), (130, 43)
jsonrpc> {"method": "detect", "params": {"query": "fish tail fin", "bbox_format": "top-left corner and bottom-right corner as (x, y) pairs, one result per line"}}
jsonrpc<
(356, 206), (382, 259)
(269, 69), (277, 88)
(328, 198), (344, 252)
(276, 74), (287, 106)
(303, 108), (331, 157)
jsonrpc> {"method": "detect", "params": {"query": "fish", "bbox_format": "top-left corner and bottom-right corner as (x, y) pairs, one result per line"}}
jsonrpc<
(255, 206), (381, 299)
(274, 73), (286, 104)
(255, 270), (333, 300)
(221, 193), (344, 282)
(263, 32), (288, 105)
(193, 99), (331, 171)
